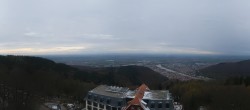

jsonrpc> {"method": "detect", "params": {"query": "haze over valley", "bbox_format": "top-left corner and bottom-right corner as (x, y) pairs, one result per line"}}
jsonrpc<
(45, 55), (250, 80)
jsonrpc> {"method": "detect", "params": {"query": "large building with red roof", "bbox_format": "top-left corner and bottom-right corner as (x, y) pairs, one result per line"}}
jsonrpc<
(84, 84), (174, 110)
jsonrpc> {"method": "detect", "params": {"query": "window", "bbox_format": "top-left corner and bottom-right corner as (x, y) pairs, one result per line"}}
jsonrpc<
(118, 101), (122, 106)
(93, 102), (98, 107)
(158, 103), (162, 108)
(100, 104), (104, 108)
(88, 94), (92, 99)
(87, 106), (91, 110)
(106, 106), (111, 110)
(100, 97), (104, 102)
(94, 95), (97, 101)
(166, 103), (170, 108)
(93, 108), (98, 110)
(112, 107), (116, 110)
(107, 99), (111, 104)
(87, 101), (91, 105)
(150, 103), (155, 108)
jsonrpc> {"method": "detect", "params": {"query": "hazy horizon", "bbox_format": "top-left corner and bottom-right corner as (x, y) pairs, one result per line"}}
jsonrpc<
(1, 0), (250, 55)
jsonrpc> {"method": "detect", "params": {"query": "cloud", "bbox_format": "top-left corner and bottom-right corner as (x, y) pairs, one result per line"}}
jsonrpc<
(154, 43), (220, 55)
(24, 32), (39, 37)
(1, 0), (250, 55)
(0, 46), (87, 55)
(164, 47), (220, 55)
(81, 34), (118, 40)
(96, 44), (220, 55)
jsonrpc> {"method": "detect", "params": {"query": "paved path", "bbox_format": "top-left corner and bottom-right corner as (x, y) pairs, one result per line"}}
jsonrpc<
(39, 104), (67, 110)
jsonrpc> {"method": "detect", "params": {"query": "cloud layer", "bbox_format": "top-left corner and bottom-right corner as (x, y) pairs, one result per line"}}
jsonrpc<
(1, 0), (250, 55)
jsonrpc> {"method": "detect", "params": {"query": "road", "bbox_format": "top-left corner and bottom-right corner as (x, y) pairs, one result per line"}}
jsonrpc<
(147, 64), (200, 81)
(39, 104), (67, 110)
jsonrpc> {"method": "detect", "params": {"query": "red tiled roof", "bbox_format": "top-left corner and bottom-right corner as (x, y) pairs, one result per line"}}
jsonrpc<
(124, 84), (150, 110)
(135, 84), (149, 99)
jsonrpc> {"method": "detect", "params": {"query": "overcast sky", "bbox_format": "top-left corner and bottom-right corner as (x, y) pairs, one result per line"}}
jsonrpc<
(0, 0), (250, 55)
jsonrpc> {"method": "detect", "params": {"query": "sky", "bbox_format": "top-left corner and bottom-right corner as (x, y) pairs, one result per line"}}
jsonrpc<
(0, 0), (250, 55)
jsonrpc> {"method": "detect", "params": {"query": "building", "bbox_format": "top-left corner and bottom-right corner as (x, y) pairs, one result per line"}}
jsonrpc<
(84, 84), (174, 110)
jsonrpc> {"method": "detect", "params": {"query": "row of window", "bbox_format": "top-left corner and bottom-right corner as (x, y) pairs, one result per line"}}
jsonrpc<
(88, 95), (111, 103)
(87, 105), (104, 109)
(87, 101), (105, 108)
(87, 94), (122, 106)
(87, 101), (170, 109)
(87, 105), (121, 110)
(87, 94), (170, 109)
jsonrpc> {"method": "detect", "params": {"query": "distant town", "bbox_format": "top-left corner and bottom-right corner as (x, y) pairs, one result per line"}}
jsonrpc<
(45, 55), (249, 81)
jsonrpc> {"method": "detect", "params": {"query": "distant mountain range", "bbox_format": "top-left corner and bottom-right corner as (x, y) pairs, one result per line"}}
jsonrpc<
(197, 60), (250, 79)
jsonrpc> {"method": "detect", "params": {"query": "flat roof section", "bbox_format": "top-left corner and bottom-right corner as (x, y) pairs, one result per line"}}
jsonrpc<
(89, 85), (129, 98)
(126, 90), (170, 100)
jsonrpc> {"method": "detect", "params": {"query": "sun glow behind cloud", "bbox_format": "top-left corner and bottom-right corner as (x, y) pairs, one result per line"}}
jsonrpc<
(108, 47), (219, 55)
(0, 46), (87, 55)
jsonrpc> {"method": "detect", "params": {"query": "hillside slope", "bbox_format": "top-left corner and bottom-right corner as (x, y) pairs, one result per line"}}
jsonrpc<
(0, 55), (167, 95)
(0, 55), (167, 109)
(197, 60), (250, 79)
(74, 65), (168, 89)
(0, 55), (95, 96)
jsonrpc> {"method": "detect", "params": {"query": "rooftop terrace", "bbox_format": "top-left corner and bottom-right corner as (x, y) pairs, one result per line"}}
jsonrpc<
(126, 90), (170, 100)
(89, 85), (171, 100)
(89, 85), (129, 98)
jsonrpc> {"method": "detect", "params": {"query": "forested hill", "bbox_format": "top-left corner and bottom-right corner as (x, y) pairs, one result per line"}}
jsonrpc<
(74, 65), (168, 89)
(0, 55), (94, 96)
(0, 55), (167, 96)
(197, 59), (250, 79)
(2, 56), (250, 110)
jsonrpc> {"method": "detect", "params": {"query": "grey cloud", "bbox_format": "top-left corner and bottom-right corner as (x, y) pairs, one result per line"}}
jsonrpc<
(0, 0), (250, 55)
